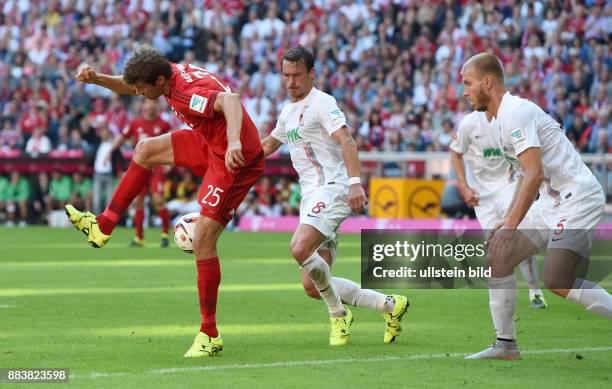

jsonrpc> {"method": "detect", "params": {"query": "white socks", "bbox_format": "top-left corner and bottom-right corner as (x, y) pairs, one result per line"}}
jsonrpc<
(301, 252), (345, 317)
(332, 277), (393, 313)
(488, 274), (518, 340)
(566, 279), (612, 319)
(518, 256), (543, 298)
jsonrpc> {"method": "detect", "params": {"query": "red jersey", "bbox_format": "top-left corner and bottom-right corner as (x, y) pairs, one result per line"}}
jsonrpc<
(164, 63), (262, 165)
(122, 116), (171, 144)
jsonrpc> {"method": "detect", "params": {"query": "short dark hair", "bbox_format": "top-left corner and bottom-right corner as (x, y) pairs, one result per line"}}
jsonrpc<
(123, 46), (172, 85)
(282, 46), (315, 71)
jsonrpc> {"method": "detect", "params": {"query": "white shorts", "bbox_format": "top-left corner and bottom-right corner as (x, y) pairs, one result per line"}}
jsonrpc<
(300, 184), (351, 243)
(522, 187), (605, 257)
(475, 182), (517, 230)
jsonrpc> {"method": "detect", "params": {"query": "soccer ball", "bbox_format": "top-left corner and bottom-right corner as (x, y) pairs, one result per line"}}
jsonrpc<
(173, 213), (199, 253)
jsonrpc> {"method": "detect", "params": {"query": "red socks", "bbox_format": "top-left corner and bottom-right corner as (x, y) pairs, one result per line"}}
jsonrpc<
(196, 257), (221, 338)
(134, 208), (144, 240)
(97, 161), (151, 235)
(158, 207), (169, 234)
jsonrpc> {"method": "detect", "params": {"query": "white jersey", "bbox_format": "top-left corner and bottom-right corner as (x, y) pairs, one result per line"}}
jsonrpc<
(271, 87), (348, 196)
(494, 92), (601, 205)
(450, 111), (513, 198)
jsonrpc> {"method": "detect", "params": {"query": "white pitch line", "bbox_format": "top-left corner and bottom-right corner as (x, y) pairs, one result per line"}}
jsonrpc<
(76, 346), (612, 380)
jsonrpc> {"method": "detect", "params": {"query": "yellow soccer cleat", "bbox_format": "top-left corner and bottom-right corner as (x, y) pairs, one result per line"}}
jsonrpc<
(383, 294), (409, 343)
(65, 204), (111, 248)
(529, 294), (548, 309)
(329, 306), (353, 346)
(183, 332), (224, 358)
(129, 237), (145, 247)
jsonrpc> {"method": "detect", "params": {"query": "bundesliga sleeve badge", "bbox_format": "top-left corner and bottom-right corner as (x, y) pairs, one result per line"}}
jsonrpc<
(189, 94), (208, 113)
(329, 108), (345, 126)
(510, 128), (526, 146)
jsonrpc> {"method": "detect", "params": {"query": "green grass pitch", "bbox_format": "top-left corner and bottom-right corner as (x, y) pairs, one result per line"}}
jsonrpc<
(1, 227), (610, 388)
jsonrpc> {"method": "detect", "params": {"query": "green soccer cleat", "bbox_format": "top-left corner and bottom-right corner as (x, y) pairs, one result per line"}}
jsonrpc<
(160, 233), (169, 248)
(65, 204), (111, 248)
(183, 332), (224, 358)
(383, 294), (409, 343)
(529, 294), (548, 309)
(329, 306), (353, 346)
(129, 237), (145, 247)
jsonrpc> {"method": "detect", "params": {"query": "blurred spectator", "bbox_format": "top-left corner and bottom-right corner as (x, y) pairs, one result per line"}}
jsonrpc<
(272, 177), (292, 216)
(436, 119), (455, 151)
(55, 124), (70, 151)
(48, 171), (72, 211)
(0, 119), (23, 151)
(588, 110), (612, 153)
(68, 128), (91, 155)
(25, 127), (52, 157)
(18, 101), (47, 140)
(4, 171), (30, 227)
(31, 172), (51, 223)
(70, 172), (93, 212)
(0, 175), (8, 222)
(254, 176), (276, 216)
(92, 126), (114, 214)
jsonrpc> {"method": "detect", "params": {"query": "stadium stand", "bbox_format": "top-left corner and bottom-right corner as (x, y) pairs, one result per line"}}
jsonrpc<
(0, 0), (610, 225)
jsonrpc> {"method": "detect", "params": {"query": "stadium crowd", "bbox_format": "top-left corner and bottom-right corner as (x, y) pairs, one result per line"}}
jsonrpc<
(0, 0), (610, 226)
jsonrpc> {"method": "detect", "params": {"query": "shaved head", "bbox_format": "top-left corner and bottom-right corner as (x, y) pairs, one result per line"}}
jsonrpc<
(461, 52), (507, 114)
(461, 52), (505, 84)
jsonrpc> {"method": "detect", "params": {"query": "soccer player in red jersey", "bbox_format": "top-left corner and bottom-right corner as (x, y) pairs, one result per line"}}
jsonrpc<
(110, 99), (172, 247)
(65, 46), (264, 358)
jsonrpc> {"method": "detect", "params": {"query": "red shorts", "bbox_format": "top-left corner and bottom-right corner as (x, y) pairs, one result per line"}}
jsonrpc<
(171, 130), (210, 176)
(172, 129), (264, 225)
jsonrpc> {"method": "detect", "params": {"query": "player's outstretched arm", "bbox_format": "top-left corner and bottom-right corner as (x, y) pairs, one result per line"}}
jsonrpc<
(450, 150), (479, 207)
(261, 136), (282, 157)
(214, 92), (245, 172)
(504, 147), (544, 229)
(332, 126), (367, 212)
(75, 64), (137, 96)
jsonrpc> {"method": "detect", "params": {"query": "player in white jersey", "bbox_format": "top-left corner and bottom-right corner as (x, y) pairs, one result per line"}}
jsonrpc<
(261, 46), (409, 346)
(459, 53), (612, 360)
(450, 110), (547, 308)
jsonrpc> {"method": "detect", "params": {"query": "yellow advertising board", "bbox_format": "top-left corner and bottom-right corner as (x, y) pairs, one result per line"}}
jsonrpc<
(369, 178), (445, 219)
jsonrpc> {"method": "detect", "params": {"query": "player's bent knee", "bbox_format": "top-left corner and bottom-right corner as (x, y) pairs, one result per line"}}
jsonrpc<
(134, 139), (153, 166)
(290, 240), (311, 263)
(543, 270), (574, 292)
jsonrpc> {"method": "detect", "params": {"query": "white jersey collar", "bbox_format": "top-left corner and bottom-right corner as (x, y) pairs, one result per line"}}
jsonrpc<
(496, 91), (512, 119)
(291, 87), (317, 107)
